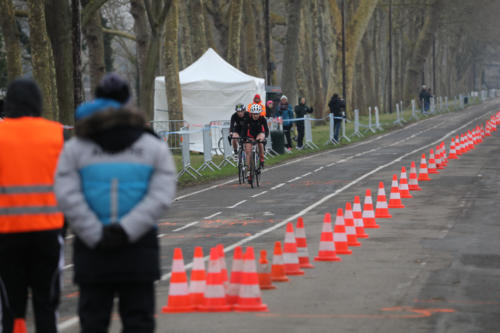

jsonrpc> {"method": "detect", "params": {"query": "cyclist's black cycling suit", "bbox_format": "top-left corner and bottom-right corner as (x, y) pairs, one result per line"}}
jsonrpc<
(229, 111), (249, 137)
(242, 116), (269, 140)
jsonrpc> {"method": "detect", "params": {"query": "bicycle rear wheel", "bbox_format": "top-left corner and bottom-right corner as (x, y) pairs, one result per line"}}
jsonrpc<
(238, 150), (245, 184)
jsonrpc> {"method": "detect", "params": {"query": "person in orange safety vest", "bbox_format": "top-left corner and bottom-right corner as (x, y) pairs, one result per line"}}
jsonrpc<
(0, 78), (64, 333)
(247, 93), (267, 117)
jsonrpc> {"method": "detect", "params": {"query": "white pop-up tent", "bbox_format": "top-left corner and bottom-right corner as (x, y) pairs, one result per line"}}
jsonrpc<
(154, 48), (266, 152)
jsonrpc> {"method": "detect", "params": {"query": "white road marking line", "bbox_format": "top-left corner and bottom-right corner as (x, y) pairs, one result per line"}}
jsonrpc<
(157, 233), (165, 238)
(64, 234), (74, 240)
(204, 212), (222, 219)
(58, 317), (79, 331)
(63, 264), (73, 270)
(287, 176), (303, 183)
(251, 190), (268, 198)
(301, 172), (312, 177)
(227, 200), (246, 209)
(172, 221), (200, 232)
(271, 183), (286, 190)
(314, 166), (324, 172)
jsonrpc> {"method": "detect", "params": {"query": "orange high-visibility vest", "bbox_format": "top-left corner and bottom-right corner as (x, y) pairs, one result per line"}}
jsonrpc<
(0, 117), (64, 233)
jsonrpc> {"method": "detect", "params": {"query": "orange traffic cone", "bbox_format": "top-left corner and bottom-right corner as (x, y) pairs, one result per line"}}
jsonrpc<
(12, 319), (27, 333)
(456, 135), (463, 156)
(271, 241), (290, 281)
(283, 223), (305, 275)
(435, 144), (445, 169)
(398, 166), (412, 198)
(344, 202), (361, 246)
(227, 246), (244, 304)
(388, 174), (405, 209)
(353, 196), (369, 238)
(295, 217), (314, 268)
(162, 248), (195, 313)
(428, 149), (439, 174)
(418, 154), (431, 181)
(408, 161), (422, 191)
(233, 247), (269, 312)
(448, 138), (458, 159)
(362, 189), (379, 228)
(198, 247), (232, 312)
(189, 246), (206, 307)
(334, 208), (352, 255)
(258, 249), (276, 290)
(314, 213), (341, 261)
(375, 182), (392, 218)
(216, 244), (228, 290)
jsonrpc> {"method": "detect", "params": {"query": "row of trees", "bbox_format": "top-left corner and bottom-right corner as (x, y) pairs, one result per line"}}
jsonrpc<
(0, 0), (499, 124)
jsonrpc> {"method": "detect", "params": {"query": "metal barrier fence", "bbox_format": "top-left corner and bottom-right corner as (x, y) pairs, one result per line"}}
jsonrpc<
(150, 120), (189, 151)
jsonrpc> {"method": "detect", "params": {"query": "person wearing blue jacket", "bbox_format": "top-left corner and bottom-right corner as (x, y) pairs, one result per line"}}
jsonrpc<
(54, 74), (176, 333)
(277, 95), (295, 152)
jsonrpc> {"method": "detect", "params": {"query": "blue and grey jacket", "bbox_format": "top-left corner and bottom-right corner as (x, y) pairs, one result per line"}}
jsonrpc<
(55, 101), (176, 282)
(277, 103), (294, 127)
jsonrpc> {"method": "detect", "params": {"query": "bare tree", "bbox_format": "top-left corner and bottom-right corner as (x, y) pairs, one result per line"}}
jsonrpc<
(227, 0), (243, 67)
(281, 0), (302, 106)
(0, 0), (22, 81)
(27, 0), (59, 120)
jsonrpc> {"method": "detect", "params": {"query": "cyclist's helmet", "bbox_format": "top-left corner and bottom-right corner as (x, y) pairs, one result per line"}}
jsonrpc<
(250, 104), (262, 114)
(235, 103), (245, 112)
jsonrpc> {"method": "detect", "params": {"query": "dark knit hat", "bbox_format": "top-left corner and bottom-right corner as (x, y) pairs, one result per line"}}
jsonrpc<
(95, 72), (131, 104)
(4, 78), (43, 118)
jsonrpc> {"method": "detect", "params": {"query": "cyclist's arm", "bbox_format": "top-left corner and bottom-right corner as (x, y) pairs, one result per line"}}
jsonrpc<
(229, 113), (236, 133)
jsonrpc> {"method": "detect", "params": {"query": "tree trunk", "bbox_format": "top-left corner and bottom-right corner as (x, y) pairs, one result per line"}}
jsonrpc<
(179, 0), (193, 69)
(0, 0), (23, 81)
(309, 0), (324, 118)
(242, 0), (258, 75)
(72, 0), (83, 110)
(344, 0), (378, 117)
(402, 0), (444, 102)
(227, 0), (242, 67)
(27, 0), (59, 120)
(190, 0), (208, 59)
(164, 0), (183, 130)
(281, 0), (302, 107)
(46, 0), (74, 125)
(130, 0), (148, 105)
(82, 0), (105, 95)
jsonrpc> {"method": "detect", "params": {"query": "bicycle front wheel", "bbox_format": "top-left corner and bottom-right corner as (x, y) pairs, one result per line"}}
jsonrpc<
(254, 151), (261, 187)
(249, 152), (255, 188)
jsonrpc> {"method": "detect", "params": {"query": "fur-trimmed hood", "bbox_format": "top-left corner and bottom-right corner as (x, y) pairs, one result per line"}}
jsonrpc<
(75, 106), (156, 153)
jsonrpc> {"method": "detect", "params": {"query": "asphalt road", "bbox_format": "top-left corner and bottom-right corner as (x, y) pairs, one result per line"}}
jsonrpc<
(51, 99), (500, 332)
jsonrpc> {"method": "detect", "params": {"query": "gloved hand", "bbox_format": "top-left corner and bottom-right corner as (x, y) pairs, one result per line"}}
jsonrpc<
(96, 224), (129, 251)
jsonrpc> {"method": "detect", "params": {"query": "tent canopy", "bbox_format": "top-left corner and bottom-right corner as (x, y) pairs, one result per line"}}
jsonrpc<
(154, 48), (265, 152)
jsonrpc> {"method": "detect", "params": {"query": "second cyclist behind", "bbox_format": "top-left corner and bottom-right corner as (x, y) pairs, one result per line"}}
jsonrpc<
(229, 103), (248, 155)
(242, 104), (269, 181)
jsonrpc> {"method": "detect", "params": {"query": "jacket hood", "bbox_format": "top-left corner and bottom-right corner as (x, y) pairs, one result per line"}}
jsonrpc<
(75, 106), (154, 153)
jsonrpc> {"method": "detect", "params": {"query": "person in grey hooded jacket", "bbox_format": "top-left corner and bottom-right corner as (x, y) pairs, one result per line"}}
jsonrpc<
(54, 74), (176, 333)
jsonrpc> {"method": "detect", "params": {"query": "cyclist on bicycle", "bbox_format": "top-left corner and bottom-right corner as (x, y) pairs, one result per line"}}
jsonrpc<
(229, 103), (248, 154)
(243, 104), (268, 180)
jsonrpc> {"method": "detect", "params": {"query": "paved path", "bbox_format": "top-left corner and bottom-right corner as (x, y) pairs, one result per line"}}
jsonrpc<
(54, 100), (500, 332)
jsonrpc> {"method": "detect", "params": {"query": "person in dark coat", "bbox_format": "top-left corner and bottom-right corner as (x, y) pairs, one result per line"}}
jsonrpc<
(328, 93), (345, 142)
(276, 95), (295, 152)
(294, 97), (313, 149)
(54, 73), (176, 333)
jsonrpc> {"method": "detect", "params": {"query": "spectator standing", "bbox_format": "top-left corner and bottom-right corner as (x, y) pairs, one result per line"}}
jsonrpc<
(54, 73), (177, 333)
(277, 95), (294, 152)
(419, 85), (431, 114)
(266, 100), (275, 118)
(294, 97), (313, 149)
(328, 93), (346, 143)
(0, 78), (64, 333)
(247, 94), (267, 117)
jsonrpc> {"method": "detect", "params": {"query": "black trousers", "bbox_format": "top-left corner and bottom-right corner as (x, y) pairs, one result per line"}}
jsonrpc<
(0, 229), (63, 333)
(283, 125), (292, 148)
(78, 282), (155, 333)
(296, 121), (305, 147)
